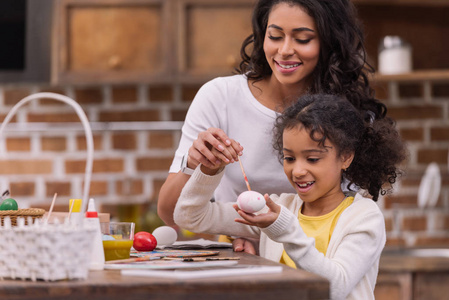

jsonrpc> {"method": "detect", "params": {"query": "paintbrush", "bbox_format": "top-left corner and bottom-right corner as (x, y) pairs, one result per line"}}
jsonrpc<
(44, 193), (57, 224)
(237, 156), (251, 191)
(67, 197), (76, 221)
(163, 257), (240, 262)
(105, 255), (161, 264)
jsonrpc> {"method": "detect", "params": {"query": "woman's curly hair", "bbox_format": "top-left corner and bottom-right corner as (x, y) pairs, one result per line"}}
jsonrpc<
(273, 94), (407, 201)
(237, 0), (386, 119)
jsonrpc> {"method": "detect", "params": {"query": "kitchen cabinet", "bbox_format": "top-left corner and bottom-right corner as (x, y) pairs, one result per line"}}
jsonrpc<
(52, 0), (175, 84)
(176, 0), (255, 83)
(376, 248), (449, 300)
(375, 271), (449, 300)
(52, 0), (449, 85)
(52, 0), (255, 85)
(375, 273), (412, 300)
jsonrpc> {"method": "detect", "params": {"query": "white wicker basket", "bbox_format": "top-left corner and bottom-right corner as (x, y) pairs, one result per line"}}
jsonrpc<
(0, 217), (95, 281)
(0, 93), (96, 281)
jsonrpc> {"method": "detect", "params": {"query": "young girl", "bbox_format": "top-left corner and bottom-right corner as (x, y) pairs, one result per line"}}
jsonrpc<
(174, 94), (406, 300)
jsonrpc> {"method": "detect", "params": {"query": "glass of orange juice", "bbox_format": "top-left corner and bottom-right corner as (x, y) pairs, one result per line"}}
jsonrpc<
(101, 222), (135, 261)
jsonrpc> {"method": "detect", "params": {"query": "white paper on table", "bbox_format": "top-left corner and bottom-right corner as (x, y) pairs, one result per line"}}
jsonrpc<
(105, 260), (237, 270)
(121, 264), (283, 279)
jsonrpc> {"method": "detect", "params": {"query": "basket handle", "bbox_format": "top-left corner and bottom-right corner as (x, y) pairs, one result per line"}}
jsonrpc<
(0, 92), (94, 215)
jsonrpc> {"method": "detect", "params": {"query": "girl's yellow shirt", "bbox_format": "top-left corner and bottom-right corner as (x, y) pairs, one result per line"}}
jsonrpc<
(280, 196), (354, 268)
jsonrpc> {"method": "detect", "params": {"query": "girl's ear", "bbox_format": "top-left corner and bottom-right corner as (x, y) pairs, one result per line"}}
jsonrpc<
(341, 152), (354, 170)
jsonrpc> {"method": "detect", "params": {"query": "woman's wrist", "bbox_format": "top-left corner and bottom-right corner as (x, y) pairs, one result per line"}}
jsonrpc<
(180, 152), (195, 175)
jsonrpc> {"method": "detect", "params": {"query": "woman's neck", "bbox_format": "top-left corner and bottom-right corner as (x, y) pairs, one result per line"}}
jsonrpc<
(248, 76), (310, 112)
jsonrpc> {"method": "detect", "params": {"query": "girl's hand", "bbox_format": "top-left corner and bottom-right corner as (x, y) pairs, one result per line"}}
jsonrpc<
(232, 194), (281, 228)
(188, 128), (243, 169)
(232, 238), (258, 255)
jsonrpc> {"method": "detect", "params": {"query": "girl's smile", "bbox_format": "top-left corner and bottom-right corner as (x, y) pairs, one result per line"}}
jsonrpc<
(295, 180), (315, 190)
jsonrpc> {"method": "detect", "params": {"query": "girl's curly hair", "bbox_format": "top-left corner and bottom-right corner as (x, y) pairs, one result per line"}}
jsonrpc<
(273, 94), (407, 201)
(237, 0), (386, 119)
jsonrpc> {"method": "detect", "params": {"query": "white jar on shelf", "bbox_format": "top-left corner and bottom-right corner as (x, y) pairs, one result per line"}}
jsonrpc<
(378, 36), (412, 75)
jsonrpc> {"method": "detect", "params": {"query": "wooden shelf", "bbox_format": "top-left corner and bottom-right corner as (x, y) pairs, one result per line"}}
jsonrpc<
(353, 0), (449, 7)
(373, 69), (449, 82)
(49, 0), (449, 85)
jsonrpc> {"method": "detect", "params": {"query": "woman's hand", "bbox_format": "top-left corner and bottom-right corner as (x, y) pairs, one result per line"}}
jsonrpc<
(200, 138), (242, 175)
(188, 128), (243, 170)
(232, 194), (280, 228)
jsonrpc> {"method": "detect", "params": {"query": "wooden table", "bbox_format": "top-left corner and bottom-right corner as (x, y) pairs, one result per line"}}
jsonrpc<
(0, 249), (329, 300)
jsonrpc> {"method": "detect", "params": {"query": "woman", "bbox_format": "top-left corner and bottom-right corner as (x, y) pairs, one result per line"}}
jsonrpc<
(158, 0), (385, 252)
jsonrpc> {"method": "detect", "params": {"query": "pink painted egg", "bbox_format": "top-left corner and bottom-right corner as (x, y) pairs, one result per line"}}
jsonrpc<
(237, 191), (266, 213)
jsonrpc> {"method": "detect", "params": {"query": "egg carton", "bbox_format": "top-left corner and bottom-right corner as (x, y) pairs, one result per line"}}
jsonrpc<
(0, 216), (95, 281)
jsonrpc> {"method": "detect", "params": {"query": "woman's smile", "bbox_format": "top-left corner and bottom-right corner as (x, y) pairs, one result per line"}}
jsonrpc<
(275, 60), (303, 73)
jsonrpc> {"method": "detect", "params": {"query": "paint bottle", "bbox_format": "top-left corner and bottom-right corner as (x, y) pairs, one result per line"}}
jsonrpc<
(84, 198), (105, 270)
(69, 199), (83, 227)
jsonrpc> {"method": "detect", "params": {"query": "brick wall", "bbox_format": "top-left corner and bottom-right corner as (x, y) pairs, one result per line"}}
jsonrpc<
(373, 78), (449, 248)
(0, 83), (200, 231)
(0, 78), (448, 245)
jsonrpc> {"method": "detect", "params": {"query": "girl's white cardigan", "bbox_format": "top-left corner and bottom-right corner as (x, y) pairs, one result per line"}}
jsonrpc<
(174, 167), (386, 300)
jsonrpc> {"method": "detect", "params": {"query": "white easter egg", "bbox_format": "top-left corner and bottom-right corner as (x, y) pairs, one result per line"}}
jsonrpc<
(152, 226), (178, 246)
(237, 191), (266, 213)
